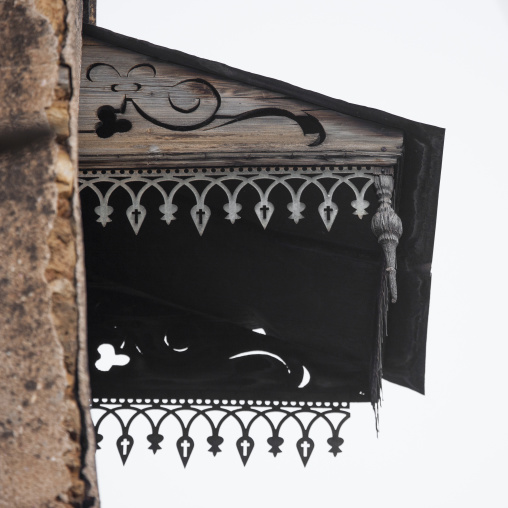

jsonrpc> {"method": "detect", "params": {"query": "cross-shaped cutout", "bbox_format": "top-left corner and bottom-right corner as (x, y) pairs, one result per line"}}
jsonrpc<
(116, 434), (134, 465)
(177, 436), (194, 467)
(296, 437), (314, 466)
(254, 201), (274, 229)
(126, 205), (146, 234)
(236, 436), (254, 466)
(190, 205), (210, 235)
(318, 201), (338, 231)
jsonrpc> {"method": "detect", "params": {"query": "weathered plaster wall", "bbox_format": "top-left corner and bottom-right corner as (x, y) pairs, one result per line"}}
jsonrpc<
(0, 1), (98, 506)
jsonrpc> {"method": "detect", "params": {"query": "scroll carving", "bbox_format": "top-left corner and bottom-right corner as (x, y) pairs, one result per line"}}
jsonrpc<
(371, 174), (402, 303)
(86, 63), (326, 146)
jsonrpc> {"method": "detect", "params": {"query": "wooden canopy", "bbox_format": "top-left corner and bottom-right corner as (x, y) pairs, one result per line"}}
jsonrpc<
(79, 24), (444, 397)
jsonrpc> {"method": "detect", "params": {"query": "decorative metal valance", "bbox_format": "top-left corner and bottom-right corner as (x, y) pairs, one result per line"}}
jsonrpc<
(81, 164), (401, 465)
(79, 166), (387, 235)
(79, 165), (400, 299)
(92, 398), (350, 466)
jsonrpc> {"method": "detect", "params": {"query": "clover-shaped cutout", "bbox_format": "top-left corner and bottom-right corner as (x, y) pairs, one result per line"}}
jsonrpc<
(95, 106), (132, 139)
(95, 343), (130, 372)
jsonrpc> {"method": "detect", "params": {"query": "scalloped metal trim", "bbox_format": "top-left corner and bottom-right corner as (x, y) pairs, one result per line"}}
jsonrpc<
(91, 398), (350, 467)
(79, 166), (393, 235)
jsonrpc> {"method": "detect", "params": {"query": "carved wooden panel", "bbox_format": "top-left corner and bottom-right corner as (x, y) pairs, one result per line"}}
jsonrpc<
(79, 37), (403, 168)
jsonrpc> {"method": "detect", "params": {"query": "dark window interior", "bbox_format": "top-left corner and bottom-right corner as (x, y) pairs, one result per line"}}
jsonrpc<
(82, 170), (383, 403)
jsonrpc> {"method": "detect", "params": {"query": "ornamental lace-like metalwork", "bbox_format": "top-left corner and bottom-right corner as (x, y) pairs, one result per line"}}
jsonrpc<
(83, 165), (401, 462)
(91, 398), (350, 467)
(78, 166), (389, 235)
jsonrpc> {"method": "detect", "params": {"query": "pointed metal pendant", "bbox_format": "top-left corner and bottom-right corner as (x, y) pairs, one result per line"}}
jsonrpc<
(191, 205), (211, 235)
(116, 434), (134, 465)
(126, 204), (146, 234)
(236, 435), (254, 465)
(177, 435), (194, 467)
(318, 201), (338, 231)
(254, 201), (274, 229)
(296, 437), (314, 466)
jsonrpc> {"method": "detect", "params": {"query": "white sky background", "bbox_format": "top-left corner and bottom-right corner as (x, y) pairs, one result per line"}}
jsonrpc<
(93, 1), (508, 507)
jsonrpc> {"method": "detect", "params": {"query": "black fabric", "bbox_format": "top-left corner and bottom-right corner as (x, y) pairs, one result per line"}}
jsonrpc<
(83, 180), (381, 402)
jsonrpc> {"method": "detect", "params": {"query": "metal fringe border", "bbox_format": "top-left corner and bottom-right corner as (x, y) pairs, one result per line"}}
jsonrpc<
(91, 398), (350, 466)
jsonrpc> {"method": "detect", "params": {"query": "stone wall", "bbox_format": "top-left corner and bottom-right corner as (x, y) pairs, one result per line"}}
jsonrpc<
(0, 1), (98, 506)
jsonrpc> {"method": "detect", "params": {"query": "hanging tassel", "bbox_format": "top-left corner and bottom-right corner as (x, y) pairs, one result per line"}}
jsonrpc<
(370, 173), (402, 431)
(371, 268), (389, 433)
(371, 175), (402, 303)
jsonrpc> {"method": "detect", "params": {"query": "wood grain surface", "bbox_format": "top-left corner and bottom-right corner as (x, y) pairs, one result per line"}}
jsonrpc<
(79, 37), (403, 168)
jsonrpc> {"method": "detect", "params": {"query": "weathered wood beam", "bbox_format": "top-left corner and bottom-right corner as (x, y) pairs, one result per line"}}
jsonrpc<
(79, 37), (403, 169)
(83, 0), (96, 25)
